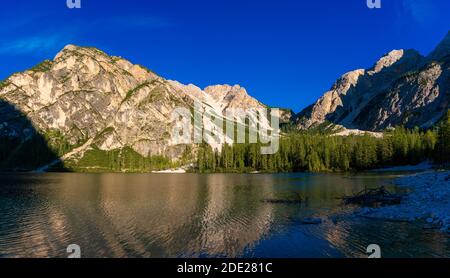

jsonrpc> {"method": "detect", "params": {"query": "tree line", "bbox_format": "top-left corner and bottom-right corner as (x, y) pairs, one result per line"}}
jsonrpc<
(1, 111), (448, 173)
(196, 111), (450, 173)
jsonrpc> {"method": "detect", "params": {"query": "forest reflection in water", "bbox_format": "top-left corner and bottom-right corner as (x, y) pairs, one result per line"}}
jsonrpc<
(0, 172), (448, 258)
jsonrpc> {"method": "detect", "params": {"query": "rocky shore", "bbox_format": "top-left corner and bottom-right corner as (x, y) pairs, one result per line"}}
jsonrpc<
(356, 171), (450, 234)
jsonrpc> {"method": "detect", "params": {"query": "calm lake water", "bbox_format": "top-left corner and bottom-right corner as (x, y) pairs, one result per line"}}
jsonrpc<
(0, 172), (448, 258)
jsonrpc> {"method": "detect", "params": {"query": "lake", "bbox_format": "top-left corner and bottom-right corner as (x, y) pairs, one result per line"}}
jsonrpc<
(0, 172), (448, 258)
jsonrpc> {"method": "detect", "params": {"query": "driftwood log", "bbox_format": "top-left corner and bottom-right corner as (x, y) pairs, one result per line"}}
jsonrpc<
(340, 186), (402, 207)
(262, 193), (303, 204)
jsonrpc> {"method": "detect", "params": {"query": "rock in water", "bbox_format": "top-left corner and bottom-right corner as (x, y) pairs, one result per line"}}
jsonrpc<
(301, 218), (323, 224)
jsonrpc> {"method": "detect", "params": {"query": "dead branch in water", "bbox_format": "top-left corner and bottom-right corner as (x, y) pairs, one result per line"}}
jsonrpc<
(340, 186), (402, 207)
(262, 192), (303, 204)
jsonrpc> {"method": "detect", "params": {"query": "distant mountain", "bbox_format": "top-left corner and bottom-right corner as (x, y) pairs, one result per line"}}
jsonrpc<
(296, 31), (450, 131)
(0, 45), (268, 171)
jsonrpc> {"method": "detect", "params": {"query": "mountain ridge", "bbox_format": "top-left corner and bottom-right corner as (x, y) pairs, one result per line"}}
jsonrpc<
(295, 31), (450, 131)
(0, 44), (268, 171)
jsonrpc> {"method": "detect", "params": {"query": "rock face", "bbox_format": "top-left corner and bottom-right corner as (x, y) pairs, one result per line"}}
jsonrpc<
(0, 45), (266, 170)
(296, 31), (450, 131)
(204, 85), (264, 112)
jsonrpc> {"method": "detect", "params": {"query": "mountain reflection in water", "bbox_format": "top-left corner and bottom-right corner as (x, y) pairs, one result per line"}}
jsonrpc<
(0, 173), (448, 258)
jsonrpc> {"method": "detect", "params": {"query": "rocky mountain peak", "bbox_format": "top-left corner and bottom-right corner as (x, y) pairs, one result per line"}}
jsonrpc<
(54, 44), (106, 60)
(52, 45), (159, 92)
(205, 84), (245, 99)
(332, 69), (365, 91)
(369, 49), (405, 74)
(294, 68), (365, 129)
(296, 31), (450, 131)
(55, 44), (78, 56)
(204, 84), (263, 111)
(0, 45), (189, 165)
(0, 44), (274, 171)
(368, 49), (423, 76)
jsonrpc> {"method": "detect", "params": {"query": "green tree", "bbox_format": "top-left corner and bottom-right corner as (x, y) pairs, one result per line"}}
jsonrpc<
(435, 110), (450, 164)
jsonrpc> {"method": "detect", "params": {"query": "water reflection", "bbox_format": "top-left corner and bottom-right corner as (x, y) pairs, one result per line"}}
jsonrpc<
(0, 173), (448, 258)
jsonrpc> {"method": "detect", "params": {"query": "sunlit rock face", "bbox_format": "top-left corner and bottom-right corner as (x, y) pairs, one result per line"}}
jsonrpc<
(204, 84), (265, 112)
(296, 32), (450, 131)
(0, 45), (267, 169)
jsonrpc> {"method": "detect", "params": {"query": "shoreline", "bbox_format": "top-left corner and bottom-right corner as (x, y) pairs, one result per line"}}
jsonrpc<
(151, 168), (186, 174)
(370, 161), (434, 172)
(356, 170), (450, 234)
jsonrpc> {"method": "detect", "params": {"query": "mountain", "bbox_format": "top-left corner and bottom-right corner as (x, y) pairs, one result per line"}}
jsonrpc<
(2, 32), (449, 172)
(0, 45), (267, 171)
(296, 31), (450, 131)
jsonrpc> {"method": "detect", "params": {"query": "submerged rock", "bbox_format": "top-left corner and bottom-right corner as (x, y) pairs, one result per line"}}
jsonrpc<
(301, 218), (323, 224)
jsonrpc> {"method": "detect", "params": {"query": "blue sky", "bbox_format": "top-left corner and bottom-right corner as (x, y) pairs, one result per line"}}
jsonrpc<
(0, 0), (449, 112)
